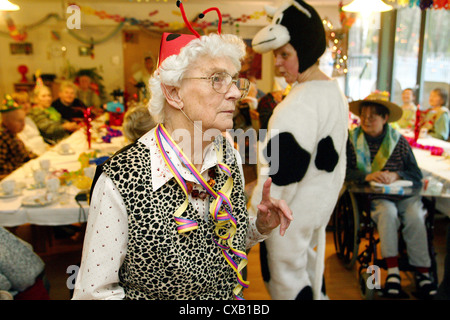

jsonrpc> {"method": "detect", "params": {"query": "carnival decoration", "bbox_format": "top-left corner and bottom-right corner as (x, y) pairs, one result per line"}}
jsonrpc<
(405, 136), (444, 156)
(101, 126), (123, 143)
(83, 107), (93, 149)
(4, 12), (27, 41)
(414, 106), (421, 141)
(17, 64), (28, 83)
(385, 0), (449, 9)
(104, 89), (125, 126)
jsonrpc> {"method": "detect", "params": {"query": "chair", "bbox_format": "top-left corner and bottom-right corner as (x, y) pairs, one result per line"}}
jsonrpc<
(332, 184), (438, 299)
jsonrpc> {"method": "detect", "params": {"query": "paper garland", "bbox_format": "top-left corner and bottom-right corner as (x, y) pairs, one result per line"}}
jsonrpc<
(405, 136), (444, 156)
(74, 2), (265, 31)
(385, 0), (449, 9)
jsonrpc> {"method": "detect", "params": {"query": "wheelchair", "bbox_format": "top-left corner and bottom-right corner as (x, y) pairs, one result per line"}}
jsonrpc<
(331, 183), (438, 299)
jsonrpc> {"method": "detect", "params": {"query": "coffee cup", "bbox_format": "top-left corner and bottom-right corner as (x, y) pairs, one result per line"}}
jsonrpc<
(33, 170), (46, 187)
(60, 143), (71, 154)
(40, 159), (51, 172)
(46, 178), (60, 194)
(1, 180), (16, 195)
(83, 166), (95, 179)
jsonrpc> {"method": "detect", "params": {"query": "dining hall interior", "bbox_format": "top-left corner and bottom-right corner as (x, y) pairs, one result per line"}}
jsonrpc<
(0, 0), (449, 302)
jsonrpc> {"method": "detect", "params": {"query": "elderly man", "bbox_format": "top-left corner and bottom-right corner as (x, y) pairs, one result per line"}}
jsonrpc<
(51, 81), (87, 121)
(0, 95), (37, 180)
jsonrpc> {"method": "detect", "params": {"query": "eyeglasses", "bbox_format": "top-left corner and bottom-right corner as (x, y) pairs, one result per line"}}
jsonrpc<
(360, 113), (383, 122)
(184, 72), (250, 99)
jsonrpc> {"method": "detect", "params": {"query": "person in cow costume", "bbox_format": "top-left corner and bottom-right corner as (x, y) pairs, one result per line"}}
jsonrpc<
(249, 0), (349, 300)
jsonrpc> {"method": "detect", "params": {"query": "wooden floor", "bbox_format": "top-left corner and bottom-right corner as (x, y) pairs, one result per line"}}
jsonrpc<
(11, 212), (447, 301)
(11, 163), (449, 300)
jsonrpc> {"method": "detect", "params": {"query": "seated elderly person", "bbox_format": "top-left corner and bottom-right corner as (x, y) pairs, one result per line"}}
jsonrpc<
(76, 70), (102, 110)
(0, 227), (49, 300)
(122, 104), (156, 143)
(12, 91), (48, 155)
(51, 81), (87, 122)
(346, 92), (436, 299)
(0, 95), (37, 180)
(419, 88), (449, 141)
(29, 85), (78, 144)
(73, 15), (293, 299)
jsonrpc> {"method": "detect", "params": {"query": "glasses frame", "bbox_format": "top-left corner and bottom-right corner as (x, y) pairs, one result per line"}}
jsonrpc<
(184, 72), (250, 99)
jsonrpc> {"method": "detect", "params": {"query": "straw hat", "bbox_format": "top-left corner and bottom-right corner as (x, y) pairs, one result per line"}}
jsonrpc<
(349, 91), (403, 123)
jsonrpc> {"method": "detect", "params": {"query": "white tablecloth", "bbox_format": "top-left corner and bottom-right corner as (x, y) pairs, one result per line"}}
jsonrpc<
(410, 135), (450, 216)
(0, 124), (127, 227)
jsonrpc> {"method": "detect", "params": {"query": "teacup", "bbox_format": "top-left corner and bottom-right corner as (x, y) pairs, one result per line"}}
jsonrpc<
(46, 178), (60, 194)
(60, 143), (71, 154)
(33, 170), (46, 187)
(83, 167), (95, 179)
(1, 180), (16, 195)
(40, 159), (51, 172)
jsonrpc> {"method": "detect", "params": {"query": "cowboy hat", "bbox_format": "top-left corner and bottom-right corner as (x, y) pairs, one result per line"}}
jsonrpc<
(349, 91), (402, 123)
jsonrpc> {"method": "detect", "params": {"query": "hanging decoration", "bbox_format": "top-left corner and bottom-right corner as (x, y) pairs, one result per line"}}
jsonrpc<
(323, 17), (349, 77)
(339, 1), (357, 29)
(3, 12), (27, 41)
(72, 2), (265, 31)
(1, 2), (267, 44)
(385, 0), (449, 9)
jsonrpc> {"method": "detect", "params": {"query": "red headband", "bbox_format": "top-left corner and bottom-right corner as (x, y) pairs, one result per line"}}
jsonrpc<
(157, 0), (223, 68)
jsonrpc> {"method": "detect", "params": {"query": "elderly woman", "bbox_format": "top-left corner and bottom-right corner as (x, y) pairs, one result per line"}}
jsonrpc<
(346, 92), (436, 299)
(122, 104), (156, 143)
(28, 85), (78, 144)
(0, 96), (37, 179)
(51, 81), (87, 122)
(12, 91), (48, 155)
(419, 88), (449, 141)
(73, 30), (292, 300)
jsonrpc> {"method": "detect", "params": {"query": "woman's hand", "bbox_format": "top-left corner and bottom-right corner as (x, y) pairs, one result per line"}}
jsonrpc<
(255, 178), (294, 236)
(365, 171), (400, 184)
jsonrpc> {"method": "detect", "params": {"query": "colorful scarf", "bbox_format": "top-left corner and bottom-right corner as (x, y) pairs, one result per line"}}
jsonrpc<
(349, 124), (401, 174)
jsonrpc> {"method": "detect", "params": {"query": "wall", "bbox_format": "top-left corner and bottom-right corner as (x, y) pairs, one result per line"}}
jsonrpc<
(0, 0), (341, 99)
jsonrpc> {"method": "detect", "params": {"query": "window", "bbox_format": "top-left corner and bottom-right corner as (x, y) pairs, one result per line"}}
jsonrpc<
(346, 14), (380, 101)
(391, 6), (421, 106)
(420, 9), (450, 110)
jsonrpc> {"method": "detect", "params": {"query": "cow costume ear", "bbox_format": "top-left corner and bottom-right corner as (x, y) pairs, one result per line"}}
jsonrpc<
(264, 132), (311, 186)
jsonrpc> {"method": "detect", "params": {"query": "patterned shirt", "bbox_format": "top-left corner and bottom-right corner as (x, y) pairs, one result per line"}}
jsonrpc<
(0, 125), (37, 177)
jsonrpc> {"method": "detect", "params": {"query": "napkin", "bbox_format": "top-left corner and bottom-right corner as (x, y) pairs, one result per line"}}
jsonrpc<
(369, 180), (413, 188)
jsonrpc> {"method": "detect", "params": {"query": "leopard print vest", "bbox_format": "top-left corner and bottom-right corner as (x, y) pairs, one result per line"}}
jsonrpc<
(101, 138), (249, 299)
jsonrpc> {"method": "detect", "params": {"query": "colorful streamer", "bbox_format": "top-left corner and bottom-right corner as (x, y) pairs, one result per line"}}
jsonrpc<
(155, 124), (249, 299)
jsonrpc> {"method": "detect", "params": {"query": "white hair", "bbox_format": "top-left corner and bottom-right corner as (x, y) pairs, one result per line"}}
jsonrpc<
(148, 33), (246, 123)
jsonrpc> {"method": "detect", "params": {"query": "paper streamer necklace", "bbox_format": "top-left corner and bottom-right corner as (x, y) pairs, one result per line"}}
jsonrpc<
(154, 123), (249, 299)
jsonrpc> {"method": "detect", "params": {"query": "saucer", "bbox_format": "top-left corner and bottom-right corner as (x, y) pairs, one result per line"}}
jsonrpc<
(58, 149), (75, 155)
(0, 190), (22, 199)
(22, 194), (55, 207)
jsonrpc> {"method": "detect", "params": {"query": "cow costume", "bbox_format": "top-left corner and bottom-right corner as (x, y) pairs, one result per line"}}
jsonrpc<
(249, 0), (349, 299)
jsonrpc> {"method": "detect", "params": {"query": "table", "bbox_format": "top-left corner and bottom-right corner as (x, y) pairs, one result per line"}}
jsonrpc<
(0, 121), (127, 228)
(407, 133), (450, 216)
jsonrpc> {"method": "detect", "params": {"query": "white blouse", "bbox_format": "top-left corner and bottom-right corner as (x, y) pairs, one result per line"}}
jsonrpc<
(72, 128), (267, 300)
